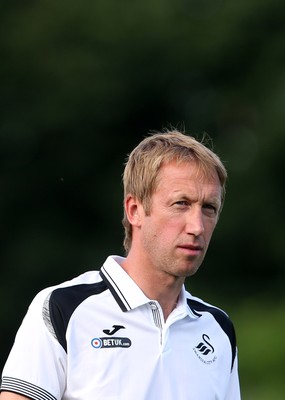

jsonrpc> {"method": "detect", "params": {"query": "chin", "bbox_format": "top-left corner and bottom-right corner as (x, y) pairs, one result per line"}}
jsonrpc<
(176, 265), (200, 278)
(185, 262), (202, 277)
(185, 269), (199, 278)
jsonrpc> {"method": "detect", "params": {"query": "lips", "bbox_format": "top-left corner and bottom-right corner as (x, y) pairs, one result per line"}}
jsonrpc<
(177, 244), (203, 255)
(179, 244), (203, 251)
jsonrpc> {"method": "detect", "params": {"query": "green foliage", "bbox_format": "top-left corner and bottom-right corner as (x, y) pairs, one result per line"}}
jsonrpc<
(235, 298), (285, 399)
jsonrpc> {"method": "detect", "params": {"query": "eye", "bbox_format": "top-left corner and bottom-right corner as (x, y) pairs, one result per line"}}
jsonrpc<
(174, 200), (189, 207)
(203, 203), (218, 215)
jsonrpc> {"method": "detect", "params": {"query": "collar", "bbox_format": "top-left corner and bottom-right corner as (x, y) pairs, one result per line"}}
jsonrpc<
(100, 256), (149, 311)
(100, 255), (198, 320)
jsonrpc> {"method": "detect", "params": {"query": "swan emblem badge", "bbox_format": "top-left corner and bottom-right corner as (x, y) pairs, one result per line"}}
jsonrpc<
(193, 334), (217, 365)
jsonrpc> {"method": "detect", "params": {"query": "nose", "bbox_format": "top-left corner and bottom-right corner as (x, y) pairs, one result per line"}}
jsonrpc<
(185, 207), (204, 237)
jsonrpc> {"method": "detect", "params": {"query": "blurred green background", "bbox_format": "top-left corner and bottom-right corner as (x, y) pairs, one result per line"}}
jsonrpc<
(1, 0), (284, 398)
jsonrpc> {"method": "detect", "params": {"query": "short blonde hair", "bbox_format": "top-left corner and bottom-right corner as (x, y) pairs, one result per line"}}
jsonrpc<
(122, 129), (227, 253)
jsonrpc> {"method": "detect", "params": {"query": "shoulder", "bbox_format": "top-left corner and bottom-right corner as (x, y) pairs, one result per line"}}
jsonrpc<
(27, 270), (103, 311)
(187, 294), (232, 324)
(186, 293), (236, 337)
(45, 272), (108, 331)
(21, 270), (107, 352)
(47, 270), (107, 308)
(40, 270), (107, 351)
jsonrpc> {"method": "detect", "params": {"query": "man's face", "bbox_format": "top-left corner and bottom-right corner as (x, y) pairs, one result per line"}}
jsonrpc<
(138, 160), (222, 279)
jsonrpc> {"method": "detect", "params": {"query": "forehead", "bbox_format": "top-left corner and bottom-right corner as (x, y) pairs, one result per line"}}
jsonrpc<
(157, 160), (221, 187)
(154, 161), (222, 204)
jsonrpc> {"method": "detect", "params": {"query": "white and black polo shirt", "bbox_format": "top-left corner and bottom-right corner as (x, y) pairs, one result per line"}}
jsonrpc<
(1, 256), (240, 400)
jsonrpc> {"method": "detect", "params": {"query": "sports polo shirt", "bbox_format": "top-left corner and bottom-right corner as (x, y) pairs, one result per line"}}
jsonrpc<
(1, 256), (240, 400)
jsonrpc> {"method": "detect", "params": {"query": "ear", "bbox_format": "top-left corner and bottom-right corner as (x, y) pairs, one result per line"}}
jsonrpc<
(124, 194), (144, 227)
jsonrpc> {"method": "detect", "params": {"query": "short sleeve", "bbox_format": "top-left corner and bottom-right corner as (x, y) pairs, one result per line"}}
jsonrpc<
(1, 289), (67, 400)
(224, 349), (241, 400)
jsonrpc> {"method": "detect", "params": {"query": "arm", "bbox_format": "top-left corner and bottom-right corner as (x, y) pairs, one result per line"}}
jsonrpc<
(0, 392), (31, 400)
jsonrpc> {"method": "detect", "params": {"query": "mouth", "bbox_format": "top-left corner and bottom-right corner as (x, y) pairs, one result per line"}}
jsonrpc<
(177, 244), (203, 256)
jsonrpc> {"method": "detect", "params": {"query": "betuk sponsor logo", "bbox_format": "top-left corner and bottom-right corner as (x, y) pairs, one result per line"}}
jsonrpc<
(91, 325), (131, 349)
(91, 337), (131, 349)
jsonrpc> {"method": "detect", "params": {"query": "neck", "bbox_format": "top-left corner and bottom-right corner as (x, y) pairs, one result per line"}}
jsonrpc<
(158, 294), (180, 321)
(121, 254), (184, 321)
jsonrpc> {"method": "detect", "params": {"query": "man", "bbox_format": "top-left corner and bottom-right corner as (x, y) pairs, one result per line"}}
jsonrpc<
(0, 130), (241, 399)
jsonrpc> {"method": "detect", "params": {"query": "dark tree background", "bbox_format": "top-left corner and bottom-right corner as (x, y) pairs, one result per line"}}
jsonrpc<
(1, 1), (285, 398)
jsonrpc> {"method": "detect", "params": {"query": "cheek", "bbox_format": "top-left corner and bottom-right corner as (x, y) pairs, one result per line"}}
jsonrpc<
(156, 220), (183, 244)
(204, 221), (217, 241)
(143, 217), (177, 241)
(142, 212), (187, 244)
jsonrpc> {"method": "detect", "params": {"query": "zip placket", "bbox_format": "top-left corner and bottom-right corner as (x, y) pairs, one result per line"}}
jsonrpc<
(149, 301), (163, 344)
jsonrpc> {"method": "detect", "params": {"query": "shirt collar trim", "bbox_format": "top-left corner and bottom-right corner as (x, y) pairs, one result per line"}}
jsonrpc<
(100, 255), (198, 319)
(100, 256), (150, 311)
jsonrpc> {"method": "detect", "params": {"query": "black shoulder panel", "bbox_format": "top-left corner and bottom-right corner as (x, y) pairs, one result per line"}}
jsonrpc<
(187, 299), (237, 371)
(48, 280), (108, 352)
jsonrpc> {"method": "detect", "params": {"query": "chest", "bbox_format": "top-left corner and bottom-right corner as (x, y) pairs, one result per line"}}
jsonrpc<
(63, 302), (231, 400)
